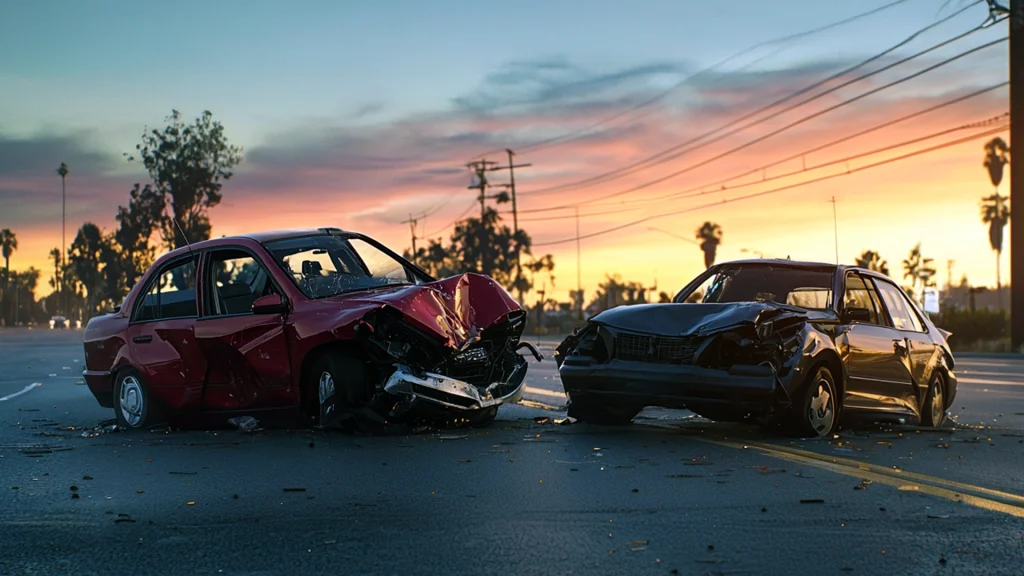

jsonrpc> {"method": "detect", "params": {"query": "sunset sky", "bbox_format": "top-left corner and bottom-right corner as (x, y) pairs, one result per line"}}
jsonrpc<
(0, 0), (1012, 303)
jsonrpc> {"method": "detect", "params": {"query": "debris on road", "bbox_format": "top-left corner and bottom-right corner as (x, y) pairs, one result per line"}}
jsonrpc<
(228, 416), (261, 432)
(554, 416), (576, 425)
(799, 498), (825, 504)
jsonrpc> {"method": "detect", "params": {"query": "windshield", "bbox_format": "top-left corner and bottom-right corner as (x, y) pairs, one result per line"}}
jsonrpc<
(264, 235), (422, 299)
(675, 265), (835, 310)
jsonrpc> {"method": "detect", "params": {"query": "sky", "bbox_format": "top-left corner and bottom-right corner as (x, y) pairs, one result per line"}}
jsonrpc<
(0, 0), (1013, 303)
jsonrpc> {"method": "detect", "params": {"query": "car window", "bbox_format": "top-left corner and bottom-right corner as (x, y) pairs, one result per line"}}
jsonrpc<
(206, 249), (278, 316)
(134, 256), (199, 322)
(349, 238), (414, 283)
(676, 265), (833, 310)
(843, 273), (883, 325)
(874, 279), (924, 332)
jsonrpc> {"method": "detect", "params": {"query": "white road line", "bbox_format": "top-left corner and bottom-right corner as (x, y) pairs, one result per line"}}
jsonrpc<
(0, 382), (42, 402)
(959, 377), (1024, 387)
(522, 386), (566, 399)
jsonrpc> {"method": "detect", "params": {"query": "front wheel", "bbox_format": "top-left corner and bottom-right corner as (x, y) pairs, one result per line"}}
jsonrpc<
(921, 372), (946, 427)
(304, 352), (369, 427)
(794, 366), (839, 438)
(566, 394), (640, 426)
(112, 368), (162, 430)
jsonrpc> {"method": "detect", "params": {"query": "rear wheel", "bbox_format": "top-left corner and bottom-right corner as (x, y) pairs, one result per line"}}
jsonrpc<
(921, 372), (946, 427)
(112, 368), (162, 430)
(566, 394), (640, 426)
(793, 366), (839, 438)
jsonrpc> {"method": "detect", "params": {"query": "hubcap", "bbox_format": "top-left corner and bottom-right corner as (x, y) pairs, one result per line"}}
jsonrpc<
(119, 376), (144, 427)
(318, 371), (336, 417)
(807, 379), (834, 436)
(930, 380), (944, 425)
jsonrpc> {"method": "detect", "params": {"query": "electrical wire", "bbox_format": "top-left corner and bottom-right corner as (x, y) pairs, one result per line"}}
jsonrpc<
(520, 34), (1007, 215)
(532, 124), (1009, 247)
(420, 199), (478, 239)
(517, 113), (1007, 222)
(521, 2), (990, 197)
(518, 81), (1009, 214)
(470, 0), (918, 159)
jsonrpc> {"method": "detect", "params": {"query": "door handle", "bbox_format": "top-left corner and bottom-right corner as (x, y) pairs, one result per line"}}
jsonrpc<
(892, 339), (907, 355)
(133, 335), (153, 344)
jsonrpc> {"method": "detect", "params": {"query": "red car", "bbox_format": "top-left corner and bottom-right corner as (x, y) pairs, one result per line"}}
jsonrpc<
(82, 228), (539, 430)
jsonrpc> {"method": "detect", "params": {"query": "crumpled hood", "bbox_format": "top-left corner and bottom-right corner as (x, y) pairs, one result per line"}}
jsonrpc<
(324, 272), (522, 349)
(590, 302), (829, 336)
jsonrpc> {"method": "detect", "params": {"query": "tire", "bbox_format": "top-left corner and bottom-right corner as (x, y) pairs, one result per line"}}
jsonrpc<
(566, 394), (640, 426)
(466, 406), (499, 428)
(794, 365), (839, 438)
(112, 368), (162, 430)
(921, 372), (946, 427)
(304, 351), (369, 427)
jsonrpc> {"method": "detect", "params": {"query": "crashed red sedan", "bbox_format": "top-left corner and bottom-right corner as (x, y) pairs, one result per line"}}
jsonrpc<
(82, 228), (539, 430)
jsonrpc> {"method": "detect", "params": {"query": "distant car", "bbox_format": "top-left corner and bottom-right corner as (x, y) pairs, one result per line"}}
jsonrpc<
(554, 259), (957, 437)
(49, 316), (67, 329)
(82, 228), (539, 430)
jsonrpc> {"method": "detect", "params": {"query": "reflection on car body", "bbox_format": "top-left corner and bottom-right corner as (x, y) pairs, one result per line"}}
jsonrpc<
(81, 227), (539, 431)
(555, 259), (957, 437)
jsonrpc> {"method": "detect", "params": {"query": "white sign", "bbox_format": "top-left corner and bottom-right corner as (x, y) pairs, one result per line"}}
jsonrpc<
(923, 288), (940, 314)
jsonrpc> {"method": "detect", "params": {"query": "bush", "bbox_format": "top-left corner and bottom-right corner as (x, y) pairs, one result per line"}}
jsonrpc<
(930, 309), (1009, 351)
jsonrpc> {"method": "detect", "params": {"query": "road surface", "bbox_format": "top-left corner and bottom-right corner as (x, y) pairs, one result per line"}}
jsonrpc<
(1, 329), (1023, 575)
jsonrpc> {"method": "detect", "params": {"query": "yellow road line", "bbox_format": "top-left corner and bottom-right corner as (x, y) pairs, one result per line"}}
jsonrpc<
(701, 436), (1024, 518)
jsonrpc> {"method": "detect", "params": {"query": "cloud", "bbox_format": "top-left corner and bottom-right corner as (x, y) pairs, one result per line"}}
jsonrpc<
(0, 130), (120, 178)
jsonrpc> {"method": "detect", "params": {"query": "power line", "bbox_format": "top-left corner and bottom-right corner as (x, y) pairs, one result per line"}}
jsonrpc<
(518, 113), (1008, 222)
(519, 81), (1009, 214)
(421, 199), (477, 239)
(521, 2), (990, 197)
(471, 0), (916, 159)
(521, 34), (1007, 213)
(533, 124), (1009, 247)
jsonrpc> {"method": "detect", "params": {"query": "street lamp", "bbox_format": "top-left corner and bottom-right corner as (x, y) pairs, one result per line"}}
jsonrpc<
(57, 162), (68, 315)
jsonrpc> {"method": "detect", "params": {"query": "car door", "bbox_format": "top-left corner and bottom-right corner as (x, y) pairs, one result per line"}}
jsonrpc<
(838, 272), (914, 412)
(872, 277), (934, 414)
(126, 254), (206, 410)
(194, 246), (294, 411)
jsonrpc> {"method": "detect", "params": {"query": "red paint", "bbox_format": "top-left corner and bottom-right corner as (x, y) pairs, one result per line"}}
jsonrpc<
(82, 229), (524, 416)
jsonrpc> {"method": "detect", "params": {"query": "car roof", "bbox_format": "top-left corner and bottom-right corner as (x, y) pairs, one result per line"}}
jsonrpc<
(158, 228), (351, 260)
(714, 258), (889, 279)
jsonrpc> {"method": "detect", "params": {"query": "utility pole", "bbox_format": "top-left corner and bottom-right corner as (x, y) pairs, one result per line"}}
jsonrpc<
(829, 196), (839, 265)
(575, 206), (582, 320)
(57, 162), (68, 316)
(505, 149), (532, 302)
(946, 259), (955, 293)
(465, 155), (531, 295)
(400, 213), (420, 264)
(466, 159), (500, 274)
(1008, 0), (1024, 350)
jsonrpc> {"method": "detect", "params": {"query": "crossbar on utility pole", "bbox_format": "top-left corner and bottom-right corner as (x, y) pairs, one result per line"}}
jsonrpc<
(1009, 0), (1023, 350)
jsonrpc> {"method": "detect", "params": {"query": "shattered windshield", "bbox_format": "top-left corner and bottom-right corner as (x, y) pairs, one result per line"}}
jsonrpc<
(264, 235), (420, 299)
(676, 265), (834, 310)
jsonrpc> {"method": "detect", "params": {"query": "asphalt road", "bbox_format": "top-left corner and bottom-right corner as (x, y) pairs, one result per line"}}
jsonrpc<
(2, 328), (1024, 576)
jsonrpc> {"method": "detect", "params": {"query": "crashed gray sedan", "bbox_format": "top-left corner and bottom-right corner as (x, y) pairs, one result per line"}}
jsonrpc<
(554, 259), (957, 437)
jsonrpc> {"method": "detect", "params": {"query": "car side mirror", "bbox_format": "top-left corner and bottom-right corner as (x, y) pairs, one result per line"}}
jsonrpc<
(842, 307), (871, 323)
(252, 293), (287, 315)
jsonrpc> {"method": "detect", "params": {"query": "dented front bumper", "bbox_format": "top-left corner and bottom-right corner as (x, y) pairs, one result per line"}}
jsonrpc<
(384, 359), (528, 411)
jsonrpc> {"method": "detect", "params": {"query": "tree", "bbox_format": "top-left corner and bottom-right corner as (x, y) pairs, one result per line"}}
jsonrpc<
(855, 250), (890, 276)
(48, 248), (62, 292)
(405, 206), (555, 302)
(128, 110), (243, 249)
(902, 243), (936, 305)
(114, 183), (166, 290)
(587, 274), (647, 313)
(1, 228), (18, 325)
(68, 223), (113, 320)
(696, 221), (722, 269)
(983, 137), (1010, 188)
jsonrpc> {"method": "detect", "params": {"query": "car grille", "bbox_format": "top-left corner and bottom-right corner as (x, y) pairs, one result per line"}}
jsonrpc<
(614, 333), (701, 364)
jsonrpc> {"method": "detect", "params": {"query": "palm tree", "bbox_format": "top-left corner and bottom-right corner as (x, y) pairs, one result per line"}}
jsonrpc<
(855, 250), (890, 276)
(981, 137), (1011, 308)
(1, 229), (17, 314)
(695, 221), (723, 269)
(48, 247), (62, 300)
(902, 243), (935, 305)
